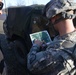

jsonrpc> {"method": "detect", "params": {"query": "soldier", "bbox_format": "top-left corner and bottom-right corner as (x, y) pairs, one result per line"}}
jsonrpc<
(0, 0), (4, 74)
(0, 0), (3, 14)
(27, 0), (76, 75)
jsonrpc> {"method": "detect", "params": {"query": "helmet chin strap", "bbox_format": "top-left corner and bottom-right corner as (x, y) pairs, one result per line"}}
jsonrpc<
(49, 20), (59, 37)
(52, 25), (59, 37)
(49, 11), (76, 37)
(53, 11), (76, 25)
(61, 11), (76, 19)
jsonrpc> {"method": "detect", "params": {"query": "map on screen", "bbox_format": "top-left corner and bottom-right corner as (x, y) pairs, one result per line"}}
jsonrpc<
(30, 30), (52, 44)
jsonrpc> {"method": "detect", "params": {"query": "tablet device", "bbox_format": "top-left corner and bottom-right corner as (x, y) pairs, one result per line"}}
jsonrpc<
(30, 30), (52, 44)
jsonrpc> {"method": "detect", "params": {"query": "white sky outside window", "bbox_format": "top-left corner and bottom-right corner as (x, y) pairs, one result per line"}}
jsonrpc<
(2, 0), (50, 9)
(0, 0), (50, 20)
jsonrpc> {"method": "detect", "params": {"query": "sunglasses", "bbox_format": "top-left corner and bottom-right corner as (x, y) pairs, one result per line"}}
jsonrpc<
(0, 2), (3, 10)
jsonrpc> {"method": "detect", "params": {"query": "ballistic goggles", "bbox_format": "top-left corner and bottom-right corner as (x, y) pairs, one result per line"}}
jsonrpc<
(0, 2), (3, 10)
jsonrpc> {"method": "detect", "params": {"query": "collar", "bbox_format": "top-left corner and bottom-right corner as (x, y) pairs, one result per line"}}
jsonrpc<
(54, 30), (76, 40)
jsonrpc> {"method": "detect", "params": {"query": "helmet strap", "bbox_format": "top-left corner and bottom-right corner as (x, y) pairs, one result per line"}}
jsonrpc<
(49, 20), (59, 37)
(61, 11), (76, 19)
(52, 11), (76, 25)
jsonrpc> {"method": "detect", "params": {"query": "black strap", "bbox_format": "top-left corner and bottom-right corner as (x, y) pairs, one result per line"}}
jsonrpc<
(52, 11), (76, 25)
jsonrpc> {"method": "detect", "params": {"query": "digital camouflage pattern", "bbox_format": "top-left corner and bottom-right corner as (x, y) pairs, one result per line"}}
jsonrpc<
(27, 30), (76, 75)
(44, 0), (76, 19)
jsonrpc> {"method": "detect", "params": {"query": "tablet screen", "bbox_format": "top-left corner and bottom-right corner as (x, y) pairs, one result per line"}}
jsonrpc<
(30, 30), (52, 44)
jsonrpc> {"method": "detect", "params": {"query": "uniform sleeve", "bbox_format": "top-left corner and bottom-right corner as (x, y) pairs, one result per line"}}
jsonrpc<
(27, 44), (61, 74)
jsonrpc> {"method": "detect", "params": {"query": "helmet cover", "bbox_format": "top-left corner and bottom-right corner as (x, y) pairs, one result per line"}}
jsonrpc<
(44, 0), (76, 19)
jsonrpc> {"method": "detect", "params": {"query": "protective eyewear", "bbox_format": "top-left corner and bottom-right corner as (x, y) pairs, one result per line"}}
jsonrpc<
(0, 2), (3, 10)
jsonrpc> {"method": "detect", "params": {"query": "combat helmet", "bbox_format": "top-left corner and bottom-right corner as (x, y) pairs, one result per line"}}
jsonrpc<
(43, 0), (76, 19)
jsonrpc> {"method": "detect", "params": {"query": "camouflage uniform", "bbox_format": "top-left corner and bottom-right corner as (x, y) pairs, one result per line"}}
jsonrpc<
(27, 30), (76, 75)
(27, 0), (76, 75)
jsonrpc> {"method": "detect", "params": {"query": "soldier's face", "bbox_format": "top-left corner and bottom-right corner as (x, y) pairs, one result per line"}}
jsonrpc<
(0, 0), (3, 15)
(51, 17), (56, 24)
(50, 16), (57, 30)
(50, 15), (60, 31)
